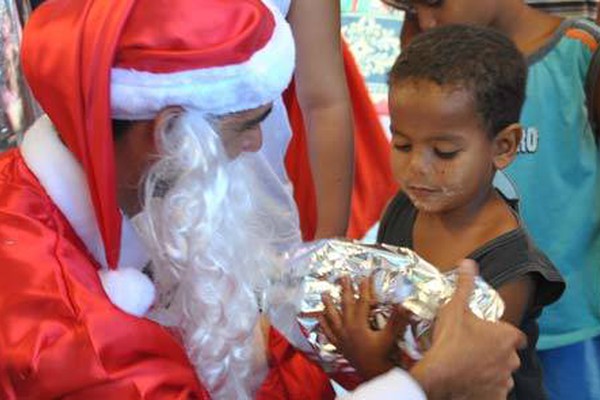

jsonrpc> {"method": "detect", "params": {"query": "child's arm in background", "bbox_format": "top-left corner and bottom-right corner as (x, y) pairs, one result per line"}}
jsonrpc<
(288, 0), (354, 238)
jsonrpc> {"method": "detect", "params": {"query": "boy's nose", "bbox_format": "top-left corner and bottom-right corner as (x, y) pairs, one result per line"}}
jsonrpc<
(415, 6), (438, 30)
(406, 151), (432, 177)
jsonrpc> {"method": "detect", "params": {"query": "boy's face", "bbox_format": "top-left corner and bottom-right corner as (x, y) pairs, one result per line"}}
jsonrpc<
(389, 80), (496, 213)
(407, 0), (498, 30)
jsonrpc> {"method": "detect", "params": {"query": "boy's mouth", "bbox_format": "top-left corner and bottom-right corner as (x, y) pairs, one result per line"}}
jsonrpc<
(405, 184), (440, 200)
(406, 184), (437, 192)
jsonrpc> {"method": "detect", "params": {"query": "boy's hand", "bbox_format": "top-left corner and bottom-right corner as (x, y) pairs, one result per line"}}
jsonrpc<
(319, 276), (411, 380)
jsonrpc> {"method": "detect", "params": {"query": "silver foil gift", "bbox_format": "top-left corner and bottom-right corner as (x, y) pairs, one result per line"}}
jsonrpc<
(263, 238), (505, 374)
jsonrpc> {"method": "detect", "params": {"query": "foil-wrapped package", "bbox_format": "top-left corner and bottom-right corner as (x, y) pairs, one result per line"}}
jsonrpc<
(264, 239), (505, 374)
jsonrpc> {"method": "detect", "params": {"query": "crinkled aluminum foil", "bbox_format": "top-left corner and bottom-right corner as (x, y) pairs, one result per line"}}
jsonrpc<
(264, 239), (505, 374)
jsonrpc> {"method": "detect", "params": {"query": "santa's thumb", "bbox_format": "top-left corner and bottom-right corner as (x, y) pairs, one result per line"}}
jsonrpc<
(452, 259), (478, 308)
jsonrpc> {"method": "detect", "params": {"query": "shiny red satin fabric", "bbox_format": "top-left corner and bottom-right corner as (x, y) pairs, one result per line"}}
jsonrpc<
(257, 329), (336, 400)
(21, 0), (133, 268)
(284, 40), (399, 241)
(0, 150), (208, 399)
(0, 150), (334, 399)
(117, 0), (275, 72)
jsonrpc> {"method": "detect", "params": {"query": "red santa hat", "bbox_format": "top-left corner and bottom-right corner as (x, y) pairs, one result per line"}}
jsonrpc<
(22, 0), (294, 271)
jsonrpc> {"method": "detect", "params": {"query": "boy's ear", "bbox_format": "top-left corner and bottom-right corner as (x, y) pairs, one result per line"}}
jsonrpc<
(492, 123), (522, 170)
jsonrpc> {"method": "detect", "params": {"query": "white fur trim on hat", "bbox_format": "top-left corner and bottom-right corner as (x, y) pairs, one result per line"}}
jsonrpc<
(110, 0), (295, 120)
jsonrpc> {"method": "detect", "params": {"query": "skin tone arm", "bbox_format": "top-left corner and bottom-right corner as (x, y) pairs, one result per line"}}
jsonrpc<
(288, 0), (354, 238)
(322, 259), (525, 399)
(497, 276), (535, 327)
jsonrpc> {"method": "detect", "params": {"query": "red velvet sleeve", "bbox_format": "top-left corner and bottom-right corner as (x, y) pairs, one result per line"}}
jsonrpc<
(256, 328), (335, 400)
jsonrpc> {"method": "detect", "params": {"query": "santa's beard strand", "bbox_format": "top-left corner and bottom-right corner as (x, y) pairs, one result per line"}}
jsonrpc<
(138, 109), (277, 399)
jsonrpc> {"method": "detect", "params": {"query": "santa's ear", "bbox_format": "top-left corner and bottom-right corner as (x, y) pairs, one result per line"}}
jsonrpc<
(492, 123), (522, 170)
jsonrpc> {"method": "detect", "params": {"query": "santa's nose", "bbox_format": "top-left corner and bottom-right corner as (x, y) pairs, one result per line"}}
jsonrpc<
(240, 127), (263, 153)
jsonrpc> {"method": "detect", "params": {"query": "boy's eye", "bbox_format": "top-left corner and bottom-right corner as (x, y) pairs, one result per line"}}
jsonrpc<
(393, 143), (412, 152)
(434, 148), (460, 159)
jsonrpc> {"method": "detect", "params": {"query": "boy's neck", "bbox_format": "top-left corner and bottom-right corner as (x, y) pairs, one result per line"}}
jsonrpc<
(418, 186), (498, 229)
(413, 187), (518, 271)
(491, 3), (563, 57)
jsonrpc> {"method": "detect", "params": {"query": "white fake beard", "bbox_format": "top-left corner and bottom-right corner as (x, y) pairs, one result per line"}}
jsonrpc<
(134, 109), (285, 399)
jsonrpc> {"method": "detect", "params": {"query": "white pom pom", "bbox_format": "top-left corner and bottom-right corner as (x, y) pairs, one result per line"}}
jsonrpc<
(99, 267), (156, 317)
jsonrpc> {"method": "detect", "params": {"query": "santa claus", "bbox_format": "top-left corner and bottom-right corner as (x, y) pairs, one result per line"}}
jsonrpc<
(0, 0), (333, 398)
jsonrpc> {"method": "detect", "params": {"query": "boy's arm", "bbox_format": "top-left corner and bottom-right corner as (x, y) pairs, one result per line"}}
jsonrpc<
(496, 275), (535, 326)
(287, 0), (354, 239)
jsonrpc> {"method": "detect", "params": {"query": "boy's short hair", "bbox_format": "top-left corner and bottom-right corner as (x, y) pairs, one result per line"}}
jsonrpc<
(389, 24), (527, 136)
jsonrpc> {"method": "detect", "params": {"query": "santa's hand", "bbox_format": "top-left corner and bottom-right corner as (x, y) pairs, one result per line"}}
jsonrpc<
(410, 259), (525, 399)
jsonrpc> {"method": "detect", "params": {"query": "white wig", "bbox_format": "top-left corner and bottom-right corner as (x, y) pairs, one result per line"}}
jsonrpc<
(136, 109), (283, 399)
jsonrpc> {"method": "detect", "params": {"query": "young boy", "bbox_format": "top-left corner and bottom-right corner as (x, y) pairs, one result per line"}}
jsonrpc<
(323, 25), (565, 399)
(382, 1), (600, 399)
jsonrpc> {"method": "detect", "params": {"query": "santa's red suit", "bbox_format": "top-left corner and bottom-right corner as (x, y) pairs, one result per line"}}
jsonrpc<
(0, 149), (210, 399)
(0, 129), (333, 399)
(0, 0), (334, 398)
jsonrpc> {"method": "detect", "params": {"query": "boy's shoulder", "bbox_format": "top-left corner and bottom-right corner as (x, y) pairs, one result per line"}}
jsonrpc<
(473, 225), (565, 308)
